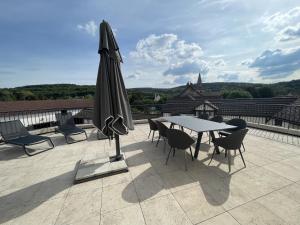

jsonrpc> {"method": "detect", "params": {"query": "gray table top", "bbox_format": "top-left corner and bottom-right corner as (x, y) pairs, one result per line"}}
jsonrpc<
(164, 115), (236, 133)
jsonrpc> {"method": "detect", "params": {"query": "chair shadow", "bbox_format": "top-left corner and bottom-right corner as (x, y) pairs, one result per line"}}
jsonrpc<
(0, 145), (27, 160)
(0, 140), (56, 161)
(121, 138), (245, 206)
(0, 165), (77, 224)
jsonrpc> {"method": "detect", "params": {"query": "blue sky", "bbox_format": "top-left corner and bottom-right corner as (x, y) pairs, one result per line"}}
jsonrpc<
(0, 0), (300, 88)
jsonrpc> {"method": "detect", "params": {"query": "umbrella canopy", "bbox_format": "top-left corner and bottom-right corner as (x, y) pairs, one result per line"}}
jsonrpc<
(93, 20), (134, 138)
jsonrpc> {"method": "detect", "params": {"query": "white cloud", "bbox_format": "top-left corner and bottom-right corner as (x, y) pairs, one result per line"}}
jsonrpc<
(250, 47), (300, 78)
(164, 61), (209, 76)
(217, 73), (239, 82)
(125, 70), (141, 79)
(197, 0), (237, 10)
(77, 20), (98, 36)
(161, 74), (198, 85)
(262, 7), (300, 31)
(240, 59), (253, 66)
(130, 33), (203, 65)
(129, 33), (207, 83)
(278, 23), (300, 41)
(213, 59), (226, 66)
(262, 7), (300, 42)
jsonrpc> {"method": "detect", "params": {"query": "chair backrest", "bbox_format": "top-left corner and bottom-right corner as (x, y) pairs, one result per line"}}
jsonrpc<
(0, 120), (29, 140)
(55, 112), (75, 128)
(220, 129), (248, 150)
(210, 115), (223, 123)
(167, 129), (194, 149)
(156, 121), (169, 138)
(148, 119), (158, 131)
(198, 113), (209, 120)
(226, 118), (247, 130)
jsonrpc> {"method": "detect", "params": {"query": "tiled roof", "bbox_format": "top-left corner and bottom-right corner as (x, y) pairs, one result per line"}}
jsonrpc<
(0, 99), (93, 113)
(162, 96), (299, 118)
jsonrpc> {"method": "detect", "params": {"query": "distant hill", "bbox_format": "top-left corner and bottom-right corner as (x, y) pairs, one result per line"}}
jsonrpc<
(130, 79), (300, 98)
(0, 79), (299, 103)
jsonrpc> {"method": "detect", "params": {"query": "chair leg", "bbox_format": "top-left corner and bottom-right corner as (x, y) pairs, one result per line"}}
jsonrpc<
(227, 150), (231, 172)
(189, 147), (194, 161)
(84, 131), (88, 140)
(156, 135), (160, 147)
(242, 142), (246, 152)
(166, 147), (172, 165)
(173, 148), (176, 157)
(208, 147), (216, 165)
(238, 148), (246, 167)
(23, 145), (32, 156)
(148, 130), (151, 139)
(163, 139), (166, 152)
(225, 150), (227, 158)
(184, 150), (187, 171)
(152, 131), (155, 142)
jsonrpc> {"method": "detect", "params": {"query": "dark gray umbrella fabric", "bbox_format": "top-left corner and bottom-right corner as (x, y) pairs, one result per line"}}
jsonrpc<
(93, 20), (134, 138)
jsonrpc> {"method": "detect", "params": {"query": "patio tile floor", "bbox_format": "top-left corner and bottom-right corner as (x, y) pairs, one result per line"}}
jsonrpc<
(0, 123), (300, 225)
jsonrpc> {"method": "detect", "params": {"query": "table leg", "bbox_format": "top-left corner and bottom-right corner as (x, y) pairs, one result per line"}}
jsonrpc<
(194, 132), (203, 159)
(209, 131), (220, 154)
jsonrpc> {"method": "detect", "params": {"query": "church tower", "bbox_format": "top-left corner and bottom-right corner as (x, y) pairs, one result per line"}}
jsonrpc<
(197, 73), (202, 88)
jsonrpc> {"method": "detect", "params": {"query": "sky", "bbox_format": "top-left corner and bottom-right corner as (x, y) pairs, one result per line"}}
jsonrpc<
(0, 0), (300, 88)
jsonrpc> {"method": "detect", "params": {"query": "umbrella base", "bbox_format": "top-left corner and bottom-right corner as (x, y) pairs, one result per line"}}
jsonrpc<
(74, 154), (128, 184)
(109, 154), (124, 162)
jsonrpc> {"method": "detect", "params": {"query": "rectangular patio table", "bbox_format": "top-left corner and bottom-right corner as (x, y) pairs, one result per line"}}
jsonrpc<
(164, 115), (236, 159)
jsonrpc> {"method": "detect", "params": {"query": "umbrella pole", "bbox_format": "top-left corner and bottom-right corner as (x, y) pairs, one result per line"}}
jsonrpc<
(115, 134), (120, 157)
(111, 134), (123, 161)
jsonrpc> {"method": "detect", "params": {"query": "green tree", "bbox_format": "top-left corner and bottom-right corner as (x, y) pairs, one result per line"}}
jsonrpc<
(0, 89), (14, 101)
(257, 86), (274, 98)
(222, 90), (252, 99)
(13, 90), (37, 100)
(129, 92), (144, 105)
(245, 86), (259, 98)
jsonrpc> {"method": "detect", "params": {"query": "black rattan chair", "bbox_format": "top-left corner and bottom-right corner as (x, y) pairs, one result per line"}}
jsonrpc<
(198, 113), (209, 120)
(219, 118), (247, 151)
(209, 129), (248, 172)
(210, 115), (223, 123)
(0, 120), (54, 156)
(148, 119), (158, 142)
(55, 112), (87, 144)
(208, 115), (224, 144)
(155, 121), (169, 151)
(166, 129), (194, 171)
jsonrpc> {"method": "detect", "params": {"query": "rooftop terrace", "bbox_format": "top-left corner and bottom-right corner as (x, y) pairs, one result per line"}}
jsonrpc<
(1, 123), (300, 225)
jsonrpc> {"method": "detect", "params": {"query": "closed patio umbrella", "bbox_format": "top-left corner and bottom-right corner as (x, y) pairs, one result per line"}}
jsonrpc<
(93, 20), (134, 161)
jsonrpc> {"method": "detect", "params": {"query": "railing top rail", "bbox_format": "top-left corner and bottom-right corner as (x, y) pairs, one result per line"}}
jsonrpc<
(0, 107), (94, 115)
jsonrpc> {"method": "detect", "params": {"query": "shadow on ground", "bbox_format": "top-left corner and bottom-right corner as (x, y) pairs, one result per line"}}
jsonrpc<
(0, 166), (77, 224)
(121, 138), (246, 206)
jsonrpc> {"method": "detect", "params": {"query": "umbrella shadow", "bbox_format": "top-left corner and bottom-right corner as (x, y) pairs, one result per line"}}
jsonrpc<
(0, 166), (77, 224)
(121, 139), (245, 206)
(121, 141), (155, 153)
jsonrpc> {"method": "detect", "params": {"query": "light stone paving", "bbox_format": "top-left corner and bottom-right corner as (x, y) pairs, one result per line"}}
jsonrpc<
(0, 124), (300, 225)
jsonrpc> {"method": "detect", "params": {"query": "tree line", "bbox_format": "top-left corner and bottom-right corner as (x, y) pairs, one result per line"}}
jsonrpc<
(0, 79), (299, 103)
